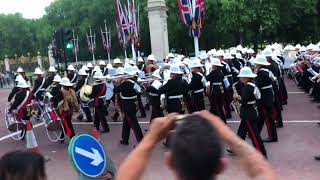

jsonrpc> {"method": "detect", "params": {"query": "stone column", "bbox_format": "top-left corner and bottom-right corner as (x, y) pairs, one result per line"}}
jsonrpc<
(147, 0), (169, 61)
(37, 51), (43, 69)
(48, 44), (55, 66)
(4, 55), (10, 72)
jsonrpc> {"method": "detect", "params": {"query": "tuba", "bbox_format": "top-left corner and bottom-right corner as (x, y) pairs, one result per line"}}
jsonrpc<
(80, 85), (93, 102)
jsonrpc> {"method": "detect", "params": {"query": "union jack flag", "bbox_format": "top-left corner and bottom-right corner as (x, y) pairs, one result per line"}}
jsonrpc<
(116, 22), (126, 49)
(101, 29), (111, 53)
(177, 0), (192, 26)
(116, 0), (131, 38)
(86, 32), (96, 53)
(178, 0), (205, 38)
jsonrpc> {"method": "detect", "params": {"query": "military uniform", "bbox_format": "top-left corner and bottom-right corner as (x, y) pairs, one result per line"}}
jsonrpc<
(206, 68), (226, 122)
(67, 73), (78, 84)
(158, 76), (189, 114)
(88, 81), (109, 132)
(8, 86), (20, 102)
(255, 67), (278, 142)
(146, 86), (163, 122)
(9, 89), (33, 122)
(267, 59), (284, 128)
(188, 72), (206, 112)
(32, 77), (45, 100)
(220, 61), (232, 118)
(43, 76), (54, 90)
(114, 78), (144, 144)
(237, 82), (267, 157)
(75, 77), (92, 122)
(52, 87), (78, 139)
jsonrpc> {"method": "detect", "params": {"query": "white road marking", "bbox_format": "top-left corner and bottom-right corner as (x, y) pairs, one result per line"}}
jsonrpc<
(0, 122), (44, 142)
(288, 91), (305, 94)
(1, 120), (319, 142)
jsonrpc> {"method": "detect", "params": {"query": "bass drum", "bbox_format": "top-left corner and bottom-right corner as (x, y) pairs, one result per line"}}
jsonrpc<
(4, 105), (26, 140)
(43, 107), (61, 131)
(42, 106), (66, 142)
(80, 85), (93, 102)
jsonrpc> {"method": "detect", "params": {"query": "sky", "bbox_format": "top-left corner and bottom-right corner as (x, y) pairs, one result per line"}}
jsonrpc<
(0, 0), (55, 19)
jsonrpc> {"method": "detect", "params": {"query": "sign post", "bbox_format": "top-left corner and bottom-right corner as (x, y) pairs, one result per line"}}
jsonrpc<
(68, 134), (106, 179)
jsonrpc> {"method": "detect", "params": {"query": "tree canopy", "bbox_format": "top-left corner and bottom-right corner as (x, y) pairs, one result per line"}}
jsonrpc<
(0, 0), (318, 60)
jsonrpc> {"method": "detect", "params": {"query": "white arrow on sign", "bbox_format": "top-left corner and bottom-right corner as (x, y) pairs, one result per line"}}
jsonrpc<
(75, 147), (104, 166)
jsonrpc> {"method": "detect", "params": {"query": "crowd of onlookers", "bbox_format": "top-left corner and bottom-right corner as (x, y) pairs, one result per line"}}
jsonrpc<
(0, 72), (14, 88)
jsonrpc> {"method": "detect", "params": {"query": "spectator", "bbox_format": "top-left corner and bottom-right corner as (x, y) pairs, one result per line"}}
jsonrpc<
(0, 151), (47, 180)
(116, 111), (278, 180)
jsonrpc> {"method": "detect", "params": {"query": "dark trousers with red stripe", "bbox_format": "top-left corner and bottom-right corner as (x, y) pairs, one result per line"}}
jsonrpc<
(94, 103), (109, 132)
(273, 85), (283, 128)
(224, 87), (233, 118)
(137, 93), (146, 117)
(210, 93), (226, 123)
(121, 100), (143, 143)
(60, 110), (75, 139)
(278, 78), (288, 105)
(237, 118), (267, 157)
(258, 105), (278, 140)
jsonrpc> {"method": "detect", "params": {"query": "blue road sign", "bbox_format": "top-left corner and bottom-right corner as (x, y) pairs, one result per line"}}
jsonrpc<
(70, 134), (106, 178)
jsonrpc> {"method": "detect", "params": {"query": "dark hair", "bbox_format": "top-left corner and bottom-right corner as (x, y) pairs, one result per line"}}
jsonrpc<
(170, 115), (223, 180)
(0, 151), (46, 180)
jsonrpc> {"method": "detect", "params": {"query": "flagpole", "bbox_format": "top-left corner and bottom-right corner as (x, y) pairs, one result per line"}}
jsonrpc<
(72, 31), (79, 68)
(194, 37), (199, 57)
(108, 52), (111, 64)
(131, 42), (136, 61)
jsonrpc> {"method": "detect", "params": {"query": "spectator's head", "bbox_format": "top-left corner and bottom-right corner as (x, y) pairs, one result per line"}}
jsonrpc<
(0, 151), (46, 180)
(166, 115), (226, 180)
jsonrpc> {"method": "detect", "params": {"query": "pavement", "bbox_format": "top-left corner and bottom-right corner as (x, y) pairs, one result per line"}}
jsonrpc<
(0, 79), (320, 179)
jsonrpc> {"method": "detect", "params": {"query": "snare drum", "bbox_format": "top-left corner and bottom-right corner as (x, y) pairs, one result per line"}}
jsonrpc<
(5, 113), (25, 132)
(43, 107), (61, 131)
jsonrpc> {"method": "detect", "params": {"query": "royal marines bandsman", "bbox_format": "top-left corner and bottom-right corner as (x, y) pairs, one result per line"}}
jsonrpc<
(232, 67), (267, 157)
(206, 58), (227, 122)
(43, 66), (57, 90)
(146, 78), (164, 123)
(114, 65), (144, 145)
(75, 69), (92, 122)
(67, 65), (77, 84)
(52, 77), (79, 142)
(8, 80), (33, 138)
(50, 74), (62, 97)
(215, 50), (232, 119)
(99, 60), (107, 75)
(9, 80), (33, 122)
(158, 64), (189, 114)
(188, 59), (207, 112)
(254, 55), (278, 142)
(32, 68), (45, 100)
(8, 75), (24, 102)
(87, 70), (110, 133)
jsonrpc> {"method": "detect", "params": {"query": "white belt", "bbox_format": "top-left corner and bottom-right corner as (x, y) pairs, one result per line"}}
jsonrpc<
(261, 85), (273, 90)
(120, 95), (137, 100)
(168, 95), (183, 99)
(99, 96), (105, 99)
(225, 75), (232, 78)
(193, 89), (204, 93)
(212, 82), (222, 86)
(247, 101), (256, 105)
(149, 93), (159, 97)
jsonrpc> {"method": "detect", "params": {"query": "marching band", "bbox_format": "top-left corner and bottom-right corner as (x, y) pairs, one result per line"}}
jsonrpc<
(10, 42), (320, 158)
